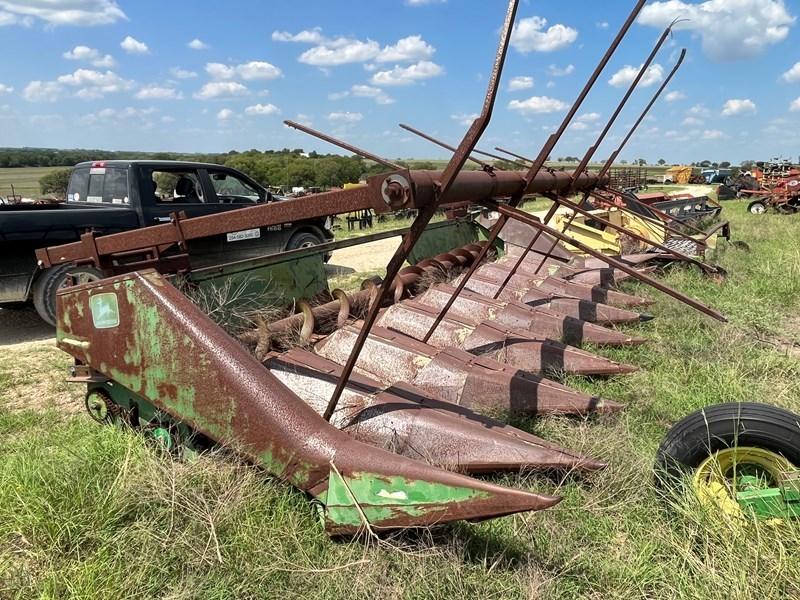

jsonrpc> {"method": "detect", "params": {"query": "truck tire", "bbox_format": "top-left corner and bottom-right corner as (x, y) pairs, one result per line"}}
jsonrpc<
(655, 402), (800, 489)
(286, 231), (324, 251)
(32, 265), (104, 326)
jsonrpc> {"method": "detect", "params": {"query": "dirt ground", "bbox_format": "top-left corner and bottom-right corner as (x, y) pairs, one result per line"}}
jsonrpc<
(0, 307), (53, 346)
(327, 235), (401, 273)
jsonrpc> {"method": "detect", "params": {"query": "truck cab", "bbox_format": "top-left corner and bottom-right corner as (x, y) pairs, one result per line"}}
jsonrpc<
(0, 160), (334, 325)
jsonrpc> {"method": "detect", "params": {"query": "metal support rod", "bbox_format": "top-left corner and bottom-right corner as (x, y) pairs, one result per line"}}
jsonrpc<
(486, 201), (727, 322)
(284, 120), (403, 171)
(568, 21), (680, 187)
(322, 0), (519, 421)
(533, 211), (579, 275)
(591, 188), (709, 242)
(599, 48), (687, 179)
(421, 0), (648, 343)
(495, 147), (534, 165)
(542, 193), (718, 272)
(472, 147), (530, 169)
(492, 46), (689, 297)
(398, 123), (495, 171)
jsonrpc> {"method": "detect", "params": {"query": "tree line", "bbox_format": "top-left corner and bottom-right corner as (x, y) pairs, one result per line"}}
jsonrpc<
(1, 147), (454, 196)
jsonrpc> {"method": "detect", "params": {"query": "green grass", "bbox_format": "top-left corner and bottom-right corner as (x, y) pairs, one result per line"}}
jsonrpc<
(2, 200), (800, 599)
(0, 167), (61, 199)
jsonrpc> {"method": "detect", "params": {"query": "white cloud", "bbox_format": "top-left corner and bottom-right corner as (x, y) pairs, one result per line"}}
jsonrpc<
(638, 0), (795, 61)
(53, 68), (132, 99)
(295, 113), (313, 126)
(206, 61), (282, 81)
(348, 84), (394, 104)
(187, 38), (208, 50)
(688, 104), (710, 117)
(682, 116), (703, 126)
(508, 76), (534, 91)
(300, 38), (380, 66)
(370, 60), (443, 86)
(0, 0), (126, 26)
(451, 112), (478, 126)
(547, 64), (575, 77)
(508, 96), (569, 115)
(23, 80), (61, 102)
(578, 112), (601, 122)
(702, 129), (727, 140)
(244, 103), (280, 116)
(511, 16), (578, 53)
(277, 29), (434, 68)
(608, 64), (664, 88)
(194, 81), (250, 100)
(170, 67), (197, 79)
(136, 85), (182, 100)
(328, 111), (363, 123)
(0, 83), (13, 94)
(782, 62), (800, 84)
(63, 45), (115, 68)
(272, 28), (325, 44)
(376, 35), (435, 62)
(81, 106), (158, 125)
(120, 35), (148, 55)
(237, 61), (282, 81)
(217, 108), (234, 121)
(665, 90), (686, 102)
(328, 84), (394, 104)
(570, 121), (588, 131)
(596, 21), (609, 29)
(791, 98), (800, 112)
(722, 98), (756, 116)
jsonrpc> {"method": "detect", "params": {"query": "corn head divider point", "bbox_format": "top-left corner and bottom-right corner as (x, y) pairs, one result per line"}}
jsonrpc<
(39, 1), (734, 536)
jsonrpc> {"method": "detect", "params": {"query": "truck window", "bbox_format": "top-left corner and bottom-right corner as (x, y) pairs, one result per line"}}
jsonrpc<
(208, 170), (261, 204)
(67, 167), (129, 204)
(148, 170), (205, 204)
(67, 168), (89, 202)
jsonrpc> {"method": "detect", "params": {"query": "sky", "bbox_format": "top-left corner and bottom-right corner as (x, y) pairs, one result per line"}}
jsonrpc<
(0, 0), (799, 164)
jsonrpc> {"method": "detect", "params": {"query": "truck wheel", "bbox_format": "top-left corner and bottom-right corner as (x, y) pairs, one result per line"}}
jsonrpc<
(32, 265), (104, 326)
(655, 403), (800, 517)
(286, 231), (324, 251)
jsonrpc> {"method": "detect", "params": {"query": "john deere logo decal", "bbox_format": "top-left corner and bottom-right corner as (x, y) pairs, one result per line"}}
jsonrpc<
(90, 293), (120, 329)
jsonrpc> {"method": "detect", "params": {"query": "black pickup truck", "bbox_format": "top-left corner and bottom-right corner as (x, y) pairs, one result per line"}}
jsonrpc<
(0, 160), (334, 325)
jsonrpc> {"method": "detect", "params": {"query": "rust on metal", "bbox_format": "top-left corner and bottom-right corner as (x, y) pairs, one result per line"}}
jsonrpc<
(57, 270), (561, 534)
(321, 0), (519, 421)
(419, 0), (649, 343)
(315, 324), (622, 417)
(486, 201), (727, 322)
(264, 348), (606, 473)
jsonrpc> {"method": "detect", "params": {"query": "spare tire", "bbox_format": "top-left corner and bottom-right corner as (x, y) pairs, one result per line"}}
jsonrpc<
(656, 403), (800, 484)
(655, 403), (800, 520)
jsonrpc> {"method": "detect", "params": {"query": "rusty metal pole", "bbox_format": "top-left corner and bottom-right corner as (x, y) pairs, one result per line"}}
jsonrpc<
(599, 49), (688, 179)
(486, 201), (727, 322)
(590, 188), (711, 241)
(284, 121), (403, 171)
(321, 0), (519, 421)
(398, 123), (496, 171)
(539, 193), (719, 272)
(494, 26), (683, 293)
(421, 0), (648, 343)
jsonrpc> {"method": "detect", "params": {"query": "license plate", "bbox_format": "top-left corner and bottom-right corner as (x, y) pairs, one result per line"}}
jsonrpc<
(227, 228), (261, 242)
